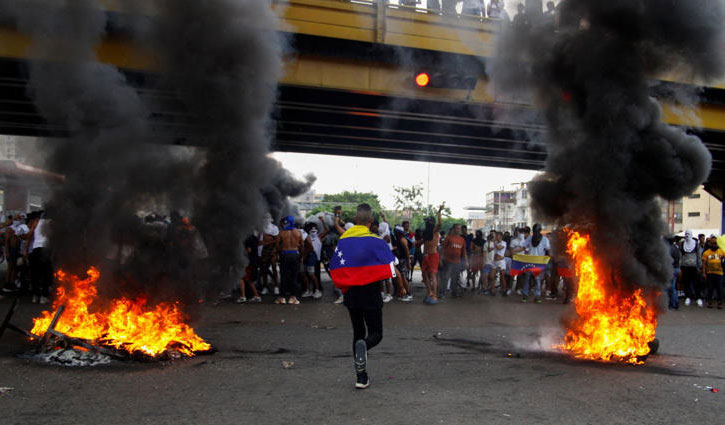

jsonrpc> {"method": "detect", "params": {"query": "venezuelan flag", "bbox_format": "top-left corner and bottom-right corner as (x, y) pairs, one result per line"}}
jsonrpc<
(330, 225), (396, 292)
(511, 254), (550, 276)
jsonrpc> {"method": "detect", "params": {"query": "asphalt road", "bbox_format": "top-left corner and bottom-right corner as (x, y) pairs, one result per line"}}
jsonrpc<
(1, 274), (724, 425)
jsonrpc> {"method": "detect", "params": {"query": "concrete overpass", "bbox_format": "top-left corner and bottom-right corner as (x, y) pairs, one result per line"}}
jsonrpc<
(0, 0), (724, 198)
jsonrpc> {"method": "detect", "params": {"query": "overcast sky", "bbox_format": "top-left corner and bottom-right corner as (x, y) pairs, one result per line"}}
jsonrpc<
(273, 152), (538, 218)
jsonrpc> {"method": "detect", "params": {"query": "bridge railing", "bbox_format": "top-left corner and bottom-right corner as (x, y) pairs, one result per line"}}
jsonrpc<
(274, 0), (500, 56)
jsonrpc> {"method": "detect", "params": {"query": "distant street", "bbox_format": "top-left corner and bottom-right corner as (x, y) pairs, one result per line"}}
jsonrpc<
(1, 273), (724, 425)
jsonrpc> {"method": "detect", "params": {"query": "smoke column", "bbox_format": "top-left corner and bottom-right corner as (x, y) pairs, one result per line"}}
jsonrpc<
(1, 0), (311, 298)
(494, 0), (725, 288)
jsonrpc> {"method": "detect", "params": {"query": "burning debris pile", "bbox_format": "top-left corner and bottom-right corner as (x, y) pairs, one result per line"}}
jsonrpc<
(494, 1), (725, 363)
(31, 268), (212, 360)
(0, 0), (312, 359)
(561, 231), (657, 364)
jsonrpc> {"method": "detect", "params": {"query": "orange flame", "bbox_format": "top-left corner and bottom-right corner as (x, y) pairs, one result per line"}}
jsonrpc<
(561, 231), (657, 364)
(31, 267), (211, 357)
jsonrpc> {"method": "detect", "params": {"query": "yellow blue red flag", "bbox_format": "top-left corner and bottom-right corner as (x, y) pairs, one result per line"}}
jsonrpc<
(330, 225), (396, 293)
(511, 254), (550, 276)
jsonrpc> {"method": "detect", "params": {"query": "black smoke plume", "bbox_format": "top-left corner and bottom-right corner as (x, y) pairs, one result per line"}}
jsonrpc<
(493, 0), (724, 288)
(1, 0), (311, 300)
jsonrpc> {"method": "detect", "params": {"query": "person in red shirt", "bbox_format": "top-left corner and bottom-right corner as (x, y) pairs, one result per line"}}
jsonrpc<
(422, 204), (445, 304)
(438, 224), (469, 298)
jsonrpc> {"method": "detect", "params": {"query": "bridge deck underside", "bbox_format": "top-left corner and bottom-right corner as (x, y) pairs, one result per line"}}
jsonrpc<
(0, 58), (723, 200)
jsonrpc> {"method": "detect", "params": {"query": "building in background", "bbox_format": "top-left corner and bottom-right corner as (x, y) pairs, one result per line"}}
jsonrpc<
(464, 206), (487, 230)
(290, 189), (326, 217)
(511, 182), (532, 229)
(484, 189), (516, 230)
(681, 186), (721, 235)
(660, 186), (722, 235)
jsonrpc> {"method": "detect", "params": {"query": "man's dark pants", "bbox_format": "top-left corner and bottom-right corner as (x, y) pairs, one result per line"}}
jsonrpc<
(348, 309), (383, 353)
(706, 273), (723, 304)
(29, 247), (52, 297)
(279, 252), (300, 298)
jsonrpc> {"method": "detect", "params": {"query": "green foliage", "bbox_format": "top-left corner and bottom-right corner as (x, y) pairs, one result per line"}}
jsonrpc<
(308, 191), (383, 223)
(321, 191), (382, 210)
(307, 187), (465, 232)
(388, 184), (464, 232)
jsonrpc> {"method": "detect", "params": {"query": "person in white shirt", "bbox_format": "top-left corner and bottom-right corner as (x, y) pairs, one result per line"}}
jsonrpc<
(521, 223), (551, 303)
(493, 231), (508, 295)
(376, 214), (394, 303)
(27, 212), (53, 304)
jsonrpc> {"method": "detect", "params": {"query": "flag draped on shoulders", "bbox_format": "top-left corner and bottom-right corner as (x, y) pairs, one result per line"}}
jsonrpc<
(330, 225), (396, 293)
(511, 253), (550, 276)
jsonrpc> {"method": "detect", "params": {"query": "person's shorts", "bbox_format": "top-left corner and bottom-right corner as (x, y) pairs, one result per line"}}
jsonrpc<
(422, 253), (440, 274)
(304, 252), (318, 273)
(397, 257), (409, 276)
(494, 259), (506, 271)
(243, 264), (258, 282)
(482, 263), (494, 274)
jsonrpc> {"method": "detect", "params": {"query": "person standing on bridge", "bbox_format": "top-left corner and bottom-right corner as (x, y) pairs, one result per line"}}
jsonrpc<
(330, 203), (399, 389)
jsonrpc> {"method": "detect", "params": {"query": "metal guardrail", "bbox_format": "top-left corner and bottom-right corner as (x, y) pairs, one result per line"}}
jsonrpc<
(275, 0), (501, 56)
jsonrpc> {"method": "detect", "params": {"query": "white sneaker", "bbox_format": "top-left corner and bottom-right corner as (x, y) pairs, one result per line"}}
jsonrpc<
(273, 287), (280, 295)
(235, 296), (247, 304)
(333, 295), (344, 304)
(31, 295), (39, 304)
(261, 287), (269, 295)
(684, 298), (691, 306)
(301, 290), (313, 298)
(313, 290), (322, 299)
(382, 294), (393, 303)
(39, 296), (49, 305)
(250, 296), (262, 303)
(697, 299), (704, 308)
(288, 296), (300, 305)
(401, 295), (412, 303)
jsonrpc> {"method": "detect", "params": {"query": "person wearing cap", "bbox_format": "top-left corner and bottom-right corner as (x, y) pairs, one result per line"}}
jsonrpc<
(276, 216), (303, 305)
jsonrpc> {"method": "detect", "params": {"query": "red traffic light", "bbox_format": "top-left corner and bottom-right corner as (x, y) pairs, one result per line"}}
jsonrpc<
(415, 72), (430, 87)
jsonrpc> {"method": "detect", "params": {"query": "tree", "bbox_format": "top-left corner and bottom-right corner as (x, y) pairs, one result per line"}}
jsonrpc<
(392, 184), (424, 218)
(308, 191), (383, 222)
(322, 191), (382, 211)
(388, 184), (465, 232)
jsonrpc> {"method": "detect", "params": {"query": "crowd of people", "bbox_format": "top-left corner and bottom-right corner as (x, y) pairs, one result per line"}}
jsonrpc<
(241, 207), (725, 311)
(239, 204), (583, 307)
(349, 0), (559, 23)
(667, 231), (724, 310)
(0, 212), (52, 304)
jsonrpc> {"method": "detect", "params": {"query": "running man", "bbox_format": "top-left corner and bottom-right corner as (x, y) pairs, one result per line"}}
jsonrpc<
(330, 203), (398, 389)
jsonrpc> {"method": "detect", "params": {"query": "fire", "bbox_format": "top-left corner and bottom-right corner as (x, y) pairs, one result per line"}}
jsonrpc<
(560, 231), (657, 364)
(31, 267), (212, 358)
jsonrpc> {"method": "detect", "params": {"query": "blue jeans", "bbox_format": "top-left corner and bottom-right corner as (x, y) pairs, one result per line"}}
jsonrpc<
(669, 268), (680, 309)
(522, 272), (541, 298)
